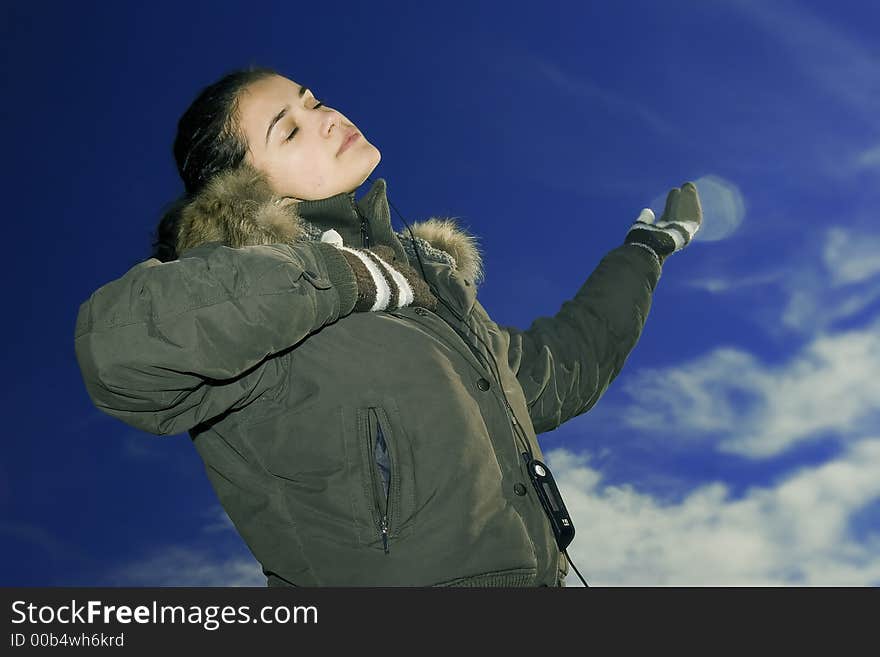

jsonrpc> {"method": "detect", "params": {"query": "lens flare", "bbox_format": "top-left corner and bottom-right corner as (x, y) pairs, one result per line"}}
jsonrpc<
(649, 174), (745, 242)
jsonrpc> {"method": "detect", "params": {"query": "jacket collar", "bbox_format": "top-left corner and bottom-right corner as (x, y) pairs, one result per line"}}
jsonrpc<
(175, 163), (485, 291)
(294, 178), (402, 257)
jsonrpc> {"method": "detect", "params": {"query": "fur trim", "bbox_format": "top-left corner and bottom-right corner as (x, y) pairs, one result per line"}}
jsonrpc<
(175, 163), (484, 286)
(176, 164), (309, 253)
(401, 218), (484, 286)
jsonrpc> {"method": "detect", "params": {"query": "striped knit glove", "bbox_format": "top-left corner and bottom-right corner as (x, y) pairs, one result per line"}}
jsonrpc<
(625, 181), (702, 267)
(321, 229), (438, 313)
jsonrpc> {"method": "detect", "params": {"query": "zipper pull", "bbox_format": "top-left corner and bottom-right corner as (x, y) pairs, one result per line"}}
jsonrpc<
(506, 400), (518, 426)
(350, 195), (370, 247)
(380, 516), (389, 554)
(358, 208), (370, 248)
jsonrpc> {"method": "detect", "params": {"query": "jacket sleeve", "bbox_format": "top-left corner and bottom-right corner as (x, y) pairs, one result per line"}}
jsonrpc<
(74, 240), (358, 436)
(496, 243), (662, 434)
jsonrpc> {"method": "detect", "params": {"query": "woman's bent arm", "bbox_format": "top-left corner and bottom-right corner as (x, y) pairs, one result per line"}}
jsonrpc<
(74, 240), (357, 436)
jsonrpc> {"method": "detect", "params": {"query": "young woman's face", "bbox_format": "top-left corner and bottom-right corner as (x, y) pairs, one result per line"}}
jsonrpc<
(237, 75), (381, 201)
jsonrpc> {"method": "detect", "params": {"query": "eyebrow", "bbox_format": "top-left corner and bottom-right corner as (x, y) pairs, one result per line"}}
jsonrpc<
(265, 86), (311, 146)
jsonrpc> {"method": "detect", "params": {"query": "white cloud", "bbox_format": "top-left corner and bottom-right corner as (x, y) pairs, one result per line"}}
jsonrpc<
(617, 318), (880, 458)
(548, 440), (880, 586)
(777, 226), (880, 333)
(823, 227), (880, 285)
(93, 505), (265, 587)
(199, 505), (239, 534)
(780, 282), (880, 335)
(682, 225), (880, 337)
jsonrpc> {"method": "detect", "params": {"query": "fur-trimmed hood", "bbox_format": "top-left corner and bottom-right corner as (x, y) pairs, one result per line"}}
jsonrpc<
(175, 164), (485, 287)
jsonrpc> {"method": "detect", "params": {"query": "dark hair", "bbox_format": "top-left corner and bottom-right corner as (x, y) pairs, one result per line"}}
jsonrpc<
(150, 65), (280, 261)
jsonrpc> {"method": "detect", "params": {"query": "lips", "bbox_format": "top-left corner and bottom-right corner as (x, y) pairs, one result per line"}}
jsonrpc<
(337, 129), (360, 155)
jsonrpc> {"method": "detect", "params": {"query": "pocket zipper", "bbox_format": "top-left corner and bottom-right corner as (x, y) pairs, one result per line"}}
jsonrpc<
(367, 408), (392, 554)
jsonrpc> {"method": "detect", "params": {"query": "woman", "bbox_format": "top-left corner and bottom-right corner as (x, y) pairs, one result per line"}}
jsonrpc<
(75, 65), (702, 587)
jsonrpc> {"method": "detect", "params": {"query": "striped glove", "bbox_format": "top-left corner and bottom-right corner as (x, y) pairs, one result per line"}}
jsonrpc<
(625, 181), (702, 267)
(321, 229), (438, 313)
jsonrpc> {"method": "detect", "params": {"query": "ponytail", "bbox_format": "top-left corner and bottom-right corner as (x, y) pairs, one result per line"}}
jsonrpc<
(149, 65), (280, 260)
(149, 194), (191, 262)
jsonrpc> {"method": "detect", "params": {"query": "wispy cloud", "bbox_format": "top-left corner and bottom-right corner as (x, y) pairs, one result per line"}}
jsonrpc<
(548, 439), (880, 586)
(725, 0), (880, 119)
(99, 545), (265, 587)
(484, 44), (675, 138)
(780, 280), (880, 337)
(777, 226), (880, 334)
(478, 45), (680, 197)
(83, 505), (265, 587)
(528, 58), (674, 137)
(853, 144), (880, 172)
(615, 316), (880, 458)
(683, 270), (787, 293)
(200, 505), (239, 534)
(823, 227), (880, 286)
(681, 225), (880, 337)
(0, 521), (89, 564)
(722, 0), (880, 187)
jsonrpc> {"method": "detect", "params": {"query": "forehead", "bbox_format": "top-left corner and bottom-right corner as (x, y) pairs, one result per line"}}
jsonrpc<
(237, 75), (305, 145)
(239, 75), (303, 119)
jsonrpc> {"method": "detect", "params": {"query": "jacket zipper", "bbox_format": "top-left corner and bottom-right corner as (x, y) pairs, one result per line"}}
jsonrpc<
(366, 408), (391, 554)
(504, 399), (518, 426)
(349, 195), (370, 248)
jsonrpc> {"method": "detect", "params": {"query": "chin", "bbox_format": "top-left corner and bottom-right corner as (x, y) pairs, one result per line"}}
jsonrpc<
(352, 149), (381, 189)
(369, 146), (382, 170)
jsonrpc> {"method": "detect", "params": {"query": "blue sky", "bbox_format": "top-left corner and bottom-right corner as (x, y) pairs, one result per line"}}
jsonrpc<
(3, 0), (879, 586)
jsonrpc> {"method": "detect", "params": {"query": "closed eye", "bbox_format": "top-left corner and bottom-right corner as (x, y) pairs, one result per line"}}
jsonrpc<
(285, 100), (326, 142)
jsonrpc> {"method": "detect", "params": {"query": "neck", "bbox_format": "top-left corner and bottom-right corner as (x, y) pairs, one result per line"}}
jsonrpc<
(294, 178), (408, 262)
(296, 190), (365, 247)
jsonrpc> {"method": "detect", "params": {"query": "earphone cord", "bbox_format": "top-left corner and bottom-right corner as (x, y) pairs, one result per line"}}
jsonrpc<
(373, 179), (589, 587)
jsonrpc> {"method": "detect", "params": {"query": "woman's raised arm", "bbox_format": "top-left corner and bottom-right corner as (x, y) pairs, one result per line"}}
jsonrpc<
(74, 239), (357, 436)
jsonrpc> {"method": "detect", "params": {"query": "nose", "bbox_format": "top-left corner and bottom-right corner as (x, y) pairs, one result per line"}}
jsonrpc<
(321, 110), (340, 138)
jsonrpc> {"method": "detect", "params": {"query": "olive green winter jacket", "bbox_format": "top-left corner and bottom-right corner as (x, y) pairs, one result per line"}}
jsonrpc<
(74, 167), (662, 587)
